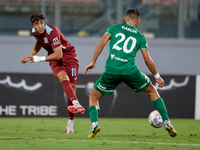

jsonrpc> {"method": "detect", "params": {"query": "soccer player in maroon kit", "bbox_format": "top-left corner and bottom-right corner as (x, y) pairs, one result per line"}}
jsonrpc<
(20, 12), (85, 134)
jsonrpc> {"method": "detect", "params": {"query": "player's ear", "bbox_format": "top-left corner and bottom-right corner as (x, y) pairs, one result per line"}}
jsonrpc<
(138, 19), (141, 24)
(31, 23), (34, 27)
(124, 16), (127, 23)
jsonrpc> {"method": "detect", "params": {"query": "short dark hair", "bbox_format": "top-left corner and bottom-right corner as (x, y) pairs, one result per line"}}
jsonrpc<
(126, 9), (140, 20)
(30, 12), (45, 23)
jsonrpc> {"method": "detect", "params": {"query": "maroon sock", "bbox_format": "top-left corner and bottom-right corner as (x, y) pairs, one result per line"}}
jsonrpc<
(68, 98), (75, 119)
(61, 80), (77, 102)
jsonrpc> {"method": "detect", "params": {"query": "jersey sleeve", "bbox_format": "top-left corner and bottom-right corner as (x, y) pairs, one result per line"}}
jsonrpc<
(48, 28), (61, 49)
(140, 35), (149, 50)
(105, 25), (114, 37)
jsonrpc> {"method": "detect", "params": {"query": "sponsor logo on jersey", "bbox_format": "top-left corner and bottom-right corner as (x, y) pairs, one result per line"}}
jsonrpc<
(122, 25), (137, 34)
(111, 54), (115, 59)
(52, 37), (60, 45)
(44, 37), (48, 43)
(111, 54), (128, 62)
(114, 56), (128, 62)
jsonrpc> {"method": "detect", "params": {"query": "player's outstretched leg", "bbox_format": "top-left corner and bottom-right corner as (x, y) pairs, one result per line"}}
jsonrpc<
(68, 103), (85, 114)
(164, 120), (177, 137)
(61, 80), (85, 114)
(88, 122), (101, 138)
(151, 98), (177, 137)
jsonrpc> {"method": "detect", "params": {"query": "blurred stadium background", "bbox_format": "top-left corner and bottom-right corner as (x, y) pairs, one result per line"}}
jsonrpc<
(0, 0), (200, 119)
(0, 0), (200, 37)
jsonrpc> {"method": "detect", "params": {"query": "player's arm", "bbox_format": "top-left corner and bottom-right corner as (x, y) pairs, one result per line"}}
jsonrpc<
(141, 49), (164, 87)
(45, 46), (62, 61)
(20, 41), (42, 64)
(29, 45), (62, 63)
(84, 33), (110, 74)
(31, 40), (42, 56)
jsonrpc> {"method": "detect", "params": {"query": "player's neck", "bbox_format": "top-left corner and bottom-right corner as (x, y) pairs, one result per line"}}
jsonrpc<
(126, 22), (137, 28)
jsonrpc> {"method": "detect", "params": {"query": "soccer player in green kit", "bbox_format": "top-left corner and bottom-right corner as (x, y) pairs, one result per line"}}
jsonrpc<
(84, 9), (177, 138)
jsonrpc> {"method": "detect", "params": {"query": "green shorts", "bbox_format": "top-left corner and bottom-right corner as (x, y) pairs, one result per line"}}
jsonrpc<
(94, 71), (151, 95)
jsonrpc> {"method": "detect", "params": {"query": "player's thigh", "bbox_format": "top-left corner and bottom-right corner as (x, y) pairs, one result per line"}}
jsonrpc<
(64, 64), (79, 84)
(124, 71), (151, 93)
(50, 62), (68, 81)
(50, 61), (78, 83)
(94, 72), (121, 95)
(56, 70), (69, 81)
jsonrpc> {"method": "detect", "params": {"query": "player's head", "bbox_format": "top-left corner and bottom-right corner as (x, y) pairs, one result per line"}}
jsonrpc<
(30, 12), (46, 34)
(125, 9), (141, 27)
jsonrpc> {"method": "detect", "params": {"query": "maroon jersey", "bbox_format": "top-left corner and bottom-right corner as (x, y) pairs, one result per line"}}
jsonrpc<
(32, 24), (78, 66)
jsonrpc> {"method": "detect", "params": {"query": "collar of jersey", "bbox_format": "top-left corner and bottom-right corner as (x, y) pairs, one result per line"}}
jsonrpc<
(126, 23), (135, 28)
(45, 24), (53, 35)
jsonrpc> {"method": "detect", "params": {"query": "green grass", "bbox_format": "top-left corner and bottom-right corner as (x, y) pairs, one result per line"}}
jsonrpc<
(0, 118), (200, 150)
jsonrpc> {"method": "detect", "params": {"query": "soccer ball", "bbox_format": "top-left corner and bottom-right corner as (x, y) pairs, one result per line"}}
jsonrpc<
(148, 110), (164, 128)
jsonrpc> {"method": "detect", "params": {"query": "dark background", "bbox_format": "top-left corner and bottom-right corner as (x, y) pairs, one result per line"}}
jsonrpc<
(0, 73), (195, 118)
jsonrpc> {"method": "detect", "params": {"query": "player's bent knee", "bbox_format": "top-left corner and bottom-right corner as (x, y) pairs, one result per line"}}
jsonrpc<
(144, 84), (157, 94)
(56, 71), (69, 82)
(89, 87), (102, 100)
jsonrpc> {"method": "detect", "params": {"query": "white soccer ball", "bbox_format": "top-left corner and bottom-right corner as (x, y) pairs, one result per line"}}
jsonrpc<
(148, 110), (164, 128)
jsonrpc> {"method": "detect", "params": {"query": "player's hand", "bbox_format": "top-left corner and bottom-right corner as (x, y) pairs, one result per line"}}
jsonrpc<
(20, 56), (32, 64)
(156, 77), (165, 88)
(84, 63), (95, 74)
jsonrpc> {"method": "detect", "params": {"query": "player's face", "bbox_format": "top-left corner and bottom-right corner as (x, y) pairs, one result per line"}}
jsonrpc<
(32, 19), (45, 34)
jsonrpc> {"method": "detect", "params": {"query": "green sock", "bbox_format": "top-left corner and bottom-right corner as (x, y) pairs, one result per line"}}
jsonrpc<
(151, 98), (169, 121)
(88, 105), (100, 123)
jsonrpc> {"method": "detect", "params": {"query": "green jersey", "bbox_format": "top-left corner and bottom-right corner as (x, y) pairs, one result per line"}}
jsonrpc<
(104, 24), (149, 75)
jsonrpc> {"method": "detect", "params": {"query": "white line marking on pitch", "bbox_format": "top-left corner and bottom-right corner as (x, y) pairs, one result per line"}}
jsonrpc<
(1, 136), (200, 147)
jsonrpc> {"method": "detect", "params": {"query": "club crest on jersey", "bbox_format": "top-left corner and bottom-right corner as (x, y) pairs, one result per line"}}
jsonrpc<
(44, 37), (48, 43)
(146, 42), (149, 48)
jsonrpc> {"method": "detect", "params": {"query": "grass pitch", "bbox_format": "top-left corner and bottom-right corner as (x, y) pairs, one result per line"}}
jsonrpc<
(0, 118), (200, 150)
